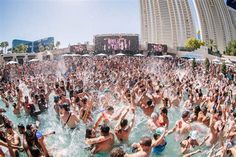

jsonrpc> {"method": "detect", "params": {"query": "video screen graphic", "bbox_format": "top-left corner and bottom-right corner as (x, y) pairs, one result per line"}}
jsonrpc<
(147, 43), (167, 52)
(95, 35), (139, 51)
(70, 44), (87, 53)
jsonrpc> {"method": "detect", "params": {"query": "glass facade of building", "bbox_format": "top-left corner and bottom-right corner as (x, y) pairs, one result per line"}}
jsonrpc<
(12, 37), (54, 53)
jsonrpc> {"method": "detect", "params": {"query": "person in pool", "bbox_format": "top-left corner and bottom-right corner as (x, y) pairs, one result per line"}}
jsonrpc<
(151, 127), (167, 155)
(168, 111), (192, 136)
(156, 107), (169, 128)
(126, 136), (152, 157)
(94, 106), (123, 130)
(5, 123), (21, 157)
(110, 147), (125, 157)
(17, 124), (33, 157)
(147, 112), (159, 131)
(180, 131), (206, 154)
(85, 124), (114, 154)
(114, 107), (135, 142)
(59, 103), (80, 129)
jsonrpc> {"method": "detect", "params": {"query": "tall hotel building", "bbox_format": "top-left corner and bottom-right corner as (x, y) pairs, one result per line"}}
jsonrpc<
(140, 0), (236, 52)
(140, 0), (195, 48)
(194, 0), (236, 52)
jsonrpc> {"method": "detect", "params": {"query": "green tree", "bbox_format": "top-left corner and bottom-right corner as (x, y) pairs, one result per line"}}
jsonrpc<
(0, 42), (3, 54)
(204, 58), (210, 74)
(13, 44), (28, 53)
(207, 39), (217, 52)
(221, 62), (227, 76)
(55, 41), (60, 49)
(185, 38), (205, 51)
(225, 40), (236, 56)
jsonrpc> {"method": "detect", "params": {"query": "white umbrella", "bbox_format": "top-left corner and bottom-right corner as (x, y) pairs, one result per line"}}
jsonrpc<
(162, 55), (173, 58)
(225, 59), (232, 64)
(28, 59), (40, 62)
(212, 58), (221, 62)
(62, 54), (73, 57)
(96, 53), (107, 57)
(115, 53), (125, 56)
(82, 54), (91, 57)
(134, 54), (144, 57)
(7, 61), (18, 65)
(71, 54), (80, 57)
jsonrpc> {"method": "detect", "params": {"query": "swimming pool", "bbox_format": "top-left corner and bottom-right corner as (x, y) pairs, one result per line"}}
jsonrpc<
(0, 93), (209, 157)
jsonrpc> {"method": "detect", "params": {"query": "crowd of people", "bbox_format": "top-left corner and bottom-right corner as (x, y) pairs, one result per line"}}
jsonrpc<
(0, 55), (235, 157)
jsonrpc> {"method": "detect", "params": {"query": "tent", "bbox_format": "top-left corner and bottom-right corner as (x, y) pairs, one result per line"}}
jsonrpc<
(162, 55), (173, 58)
(82, 54), (91, 57)
(115, 53), (125, 56)
(95, 53), (107, 57)
(134, 54), (144, 57)
(28, 59), (40, 62)
(7, 61), (18, 65)
(62, 54), (73, 57)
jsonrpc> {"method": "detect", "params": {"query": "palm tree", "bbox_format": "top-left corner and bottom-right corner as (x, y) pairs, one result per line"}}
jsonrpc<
(0, 42), (4, 54)
(4, 41), (9, 53)
(207, 39), (217, 52)
(55, 41), (60, 49)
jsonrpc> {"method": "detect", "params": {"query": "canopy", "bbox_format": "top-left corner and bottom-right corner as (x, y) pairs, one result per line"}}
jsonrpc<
(134, 54), (144, 57)
(7, 61), (18, 65)
(28, 59), (40, 62)
(62, 54), (73, 57)
(95, 53), (107, 57)
(162, 55), (173, 58)
(225, 59), (232, 64)
(212, 58), (221, 63)
(82, 54), (91, 57)
(115, 53), (125, 56)
(71, 54), (80, 57)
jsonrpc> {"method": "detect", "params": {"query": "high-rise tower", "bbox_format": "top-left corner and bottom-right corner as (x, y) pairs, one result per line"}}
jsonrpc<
(140, 0), (195, 48)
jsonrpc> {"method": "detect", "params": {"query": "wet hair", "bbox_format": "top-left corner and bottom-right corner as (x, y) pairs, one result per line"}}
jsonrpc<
(5, 123), (12, 129)
(107, 106), (114, 112)
(120, 119), (128, 128)
(17, 123), (25, 129)
(85, 128), (93, 139)
(26, 124), (32, 131)
(147, 100), (152, 106)
(160, 107), (168, 115)
(110, 147), (125, 157)
(82, 98), (87, 104)
(182, 111), (190, 119)
(194, 105), (201, 115)
(54, 96), (60, 103)
(153, 133), (160, 140)
(59, 103), (70, 112)
(100, 124), (110, 136)
(140, 136), (152, 147)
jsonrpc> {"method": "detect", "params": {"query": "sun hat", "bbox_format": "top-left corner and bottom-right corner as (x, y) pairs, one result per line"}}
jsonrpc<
(155, 127), (165, 135)
(189, 131), (198, 140)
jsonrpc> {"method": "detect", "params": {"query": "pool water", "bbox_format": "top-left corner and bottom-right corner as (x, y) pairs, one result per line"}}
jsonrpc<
(0, 93), (210, 157)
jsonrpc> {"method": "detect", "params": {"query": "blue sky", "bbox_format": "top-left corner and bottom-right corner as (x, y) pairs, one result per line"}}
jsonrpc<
(0, 0), (140, 47)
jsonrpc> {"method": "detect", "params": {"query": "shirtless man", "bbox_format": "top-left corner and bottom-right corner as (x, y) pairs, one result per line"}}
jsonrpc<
(85, 124), (114, 154)
(59, 103), (79, 129)
(125, 137), (152, 157)
(167, 111), (192, 140)
(114, 108), (135, 142)
(147, 112), (159, 131)
(5, 124), (21, 157)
